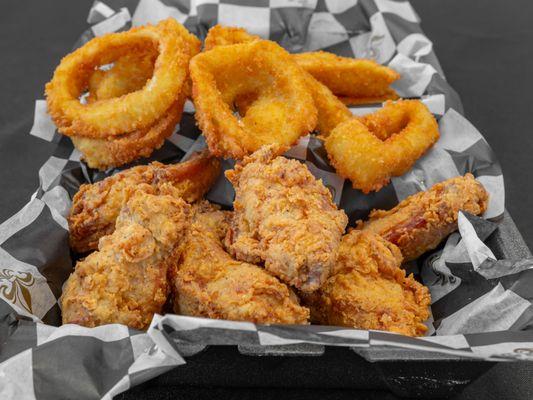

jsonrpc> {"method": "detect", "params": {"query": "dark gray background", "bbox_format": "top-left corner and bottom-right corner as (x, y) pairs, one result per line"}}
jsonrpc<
(0, 1), (532, 399)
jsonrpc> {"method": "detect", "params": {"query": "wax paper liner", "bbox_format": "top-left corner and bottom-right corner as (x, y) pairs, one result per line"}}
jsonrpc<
(2, 1), (533, 399)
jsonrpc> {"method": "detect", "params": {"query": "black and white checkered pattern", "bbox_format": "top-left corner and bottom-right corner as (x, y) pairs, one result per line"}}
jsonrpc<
(0, 316), (184, 399)
(2, 1), (531, 398)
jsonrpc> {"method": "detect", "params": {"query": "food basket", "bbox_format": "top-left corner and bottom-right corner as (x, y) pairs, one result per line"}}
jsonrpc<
(2, 1), (533, 399)
(131, 211), (530, 399)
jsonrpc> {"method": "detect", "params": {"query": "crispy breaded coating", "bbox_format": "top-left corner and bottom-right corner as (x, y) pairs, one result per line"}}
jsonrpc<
(301, 230), (431, 337)
(61, 191), (191, 330)
(171, 204), (309, 324)
(325, 100), (440, 193)
(292, 51), (400, 99)
(338, 89), (399, 106)
(68, 151), (220, 253)
(225, 146), (348, 292)
(204, 26), (400, 103)
(191, 39), (318, 159)
(357, 174), (489, 261)
(87, 49), (158, 103)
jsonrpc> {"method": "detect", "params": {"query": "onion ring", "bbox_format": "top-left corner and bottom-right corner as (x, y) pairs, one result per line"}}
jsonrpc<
(86, 49), (158, 103)
(46, 18), (198, 138)
(190, 40), (317, 159)
(204, 25), (400, 103)
(338, 88), (399, 106)
(292, 51), (400, 98)
(203, 25), (258, 50)
(204, 25), (352, 138)
(304, 73), (352, 137)
(63, 22), (198, 169)
(71, 94), (186, 170)
(76, 70), (187, 169)
(324, 100), (440, 193)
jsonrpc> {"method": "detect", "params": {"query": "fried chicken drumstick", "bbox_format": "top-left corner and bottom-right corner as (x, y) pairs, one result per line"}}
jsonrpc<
(171, 203), (309, 324)
(61, 191), (191, 329)
(301, 230), (431, 336)
(357, 174), (489, 261)
(225, 146), (348, 293)
(69, 150), (220, 253)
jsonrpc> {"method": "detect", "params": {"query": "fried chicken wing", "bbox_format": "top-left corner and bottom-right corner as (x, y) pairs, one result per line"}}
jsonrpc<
(301, 230), (431, 336)
(61, 191), (191, 329)
(225, 146), (348, 293)
(68, 150), (220, 253)
(357, 174), (489, 261)
(172, 203), (309, 324)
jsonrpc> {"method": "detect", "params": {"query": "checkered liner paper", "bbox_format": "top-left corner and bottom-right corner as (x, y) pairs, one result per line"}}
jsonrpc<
(2, 0), (533, 398)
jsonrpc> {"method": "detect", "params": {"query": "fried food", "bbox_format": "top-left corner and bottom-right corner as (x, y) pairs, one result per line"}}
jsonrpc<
(203, 25), (355, 138)
(61, 191), (191, 329)
(202, 26), (351, 148)
(203, 25), (258, 50)
(301, 230), (431, 336)
(305, 73), (352, 137)
(86, 49), (158, 103)
(357, 174), (489, 261)
(325, 100), (440, 193)
(232, 69), (351, 138)
(71, 95), (187, 170)
(85, 41), (193, 104)
(204, 26), (400, 104)
(338, 89), (399, 106)
(292, 51), (400, 99)
(225, 146), (348, 292)
(190, 40), (317, 159)
(171, 203), (310, 324)
(68, 151), (220, 253)
(77, 46), (195, 170)
(46, 18), (200, 169)
(46, 18), (199, 138)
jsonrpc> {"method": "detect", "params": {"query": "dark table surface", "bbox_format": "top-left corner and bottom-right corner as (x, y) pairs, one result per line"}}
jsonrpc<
(1, 1), (532, 399)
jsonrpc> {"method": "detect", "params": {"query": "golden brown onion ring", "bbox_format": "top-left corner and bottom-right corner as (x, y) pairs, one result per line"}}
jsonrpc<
(338, 88), (399, 106)
(204, 25), (352, 138)
(190, 40), (317, 159)
(71, 94), (186, 170)
(204, 25), (258, 50)
(86, 31), (197, 104)
(292, 51), (400, 98)
(304, 73), (352, 137)
(73, 56), (194, 169)
(69, 26), (198, 169)
(324, 100), (440, 193)
(46, 18), (199, 138)
(204, 25), (400, 103)
(232, 67), (352, 138)
(86, 49), (158, 103)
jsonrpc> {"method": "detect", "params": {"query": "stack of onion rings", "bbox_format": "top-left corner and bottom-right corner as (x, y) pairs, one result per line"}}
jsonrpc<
(46, 19), (200, 169)
(324, 100), (440, 193)
(190, 39), (317, 159)
(70, 96), (187, 170)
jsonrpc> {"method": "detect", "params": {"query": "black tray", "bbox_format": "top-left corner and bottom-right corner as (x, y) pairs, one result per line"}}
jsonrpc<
(122, 211), (530, 399)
